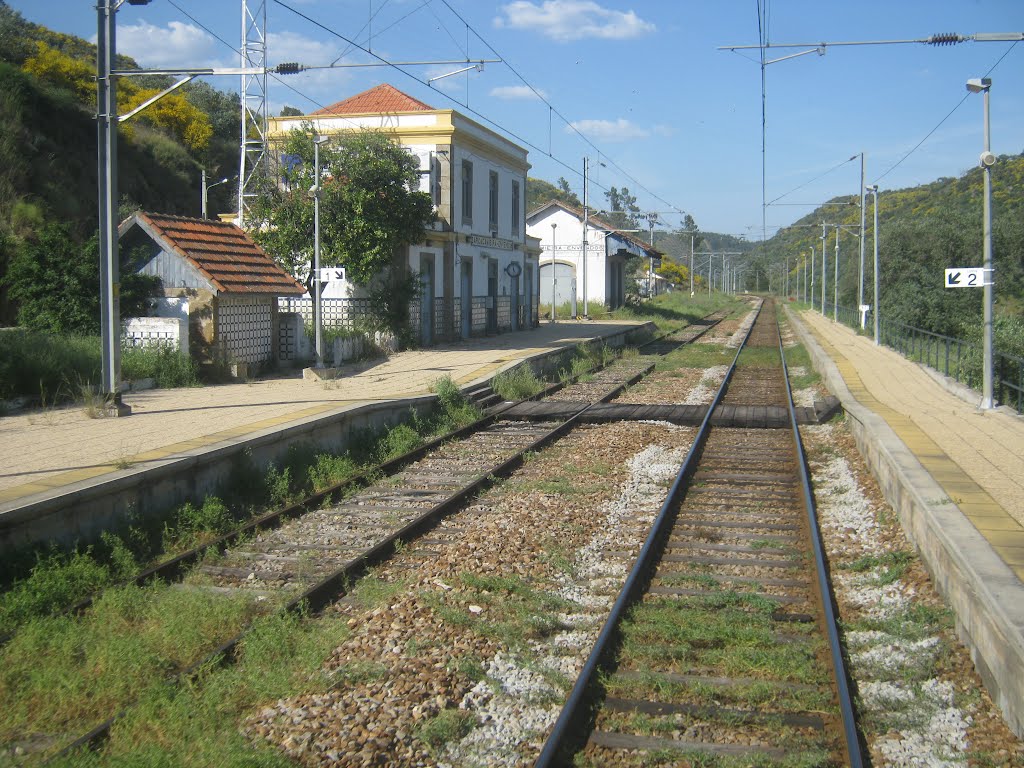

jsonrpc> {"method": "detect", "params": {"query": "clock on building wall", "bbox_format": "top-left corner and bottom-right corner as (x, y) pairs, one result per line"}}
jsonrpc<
(505, 262), (522, 278)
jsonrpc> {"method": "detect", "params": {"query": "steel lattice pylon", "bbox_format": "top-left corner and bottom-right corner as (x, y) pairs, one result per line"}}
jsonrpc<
(238, 0), (267, 226)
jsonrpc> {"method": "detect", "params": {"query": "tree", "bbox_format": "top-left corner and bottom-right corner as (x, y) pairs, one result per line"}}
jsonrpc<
(602, 186), (640, 229)
(279, 105), (303, 117)
(4, 221), (158, 334)
(656, 256), (689, 287)
(525, 176), (580, 212)
(248, 127), (435, 286)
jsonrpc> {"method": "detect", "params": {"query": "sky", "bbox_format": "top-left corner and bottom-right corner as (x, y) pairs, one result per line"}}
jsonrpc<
(8, 0), (1023, 239)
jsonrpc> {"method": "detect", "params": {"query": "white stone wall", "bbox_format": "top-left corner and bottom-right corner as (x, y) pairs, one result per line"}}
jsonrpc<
(123, 317), (188, 351)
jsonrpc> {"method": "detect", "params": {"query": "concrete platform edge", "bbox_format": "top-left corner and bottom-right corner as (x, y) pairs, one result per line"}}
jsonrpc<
(786, 307), (1024, 738)
(0, 322), (653, 556)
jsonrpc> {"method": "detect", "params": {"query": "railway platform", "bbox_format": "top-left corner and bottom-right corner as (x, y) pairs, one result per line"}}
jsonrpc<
(0, 319), (649, 550)
(789, 307), (1024, 738)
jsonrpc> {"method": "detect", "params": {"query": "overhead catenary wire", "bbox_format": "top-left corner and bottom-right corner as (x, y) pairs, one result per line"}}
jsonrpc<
(873, 40), (1019, 184)
(436, 0), (689, 223)
(269, 0), (681, 220)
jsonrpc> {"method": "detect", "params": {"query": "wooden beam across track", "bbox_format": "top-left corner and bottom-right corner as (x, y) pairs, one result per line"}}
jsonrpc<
(500, 396), (841, 428)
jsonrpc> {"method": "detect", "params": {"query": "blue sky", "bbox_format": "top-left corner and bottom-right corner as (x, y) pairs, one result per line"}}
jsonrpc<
(8, 0), (1023, 237)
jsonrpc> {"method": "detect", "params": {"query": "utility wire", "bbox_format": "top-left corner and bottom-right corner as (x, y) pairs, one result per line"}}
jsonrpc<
(437, 0), (688, 222)
(270, 0), (652, 208)
(765, 154), (858, 206)
(874, 40), (1019, 184)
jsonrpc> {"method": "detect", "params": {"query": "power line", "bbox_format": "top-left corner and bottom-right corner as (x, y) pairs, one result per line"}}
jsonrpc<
(874, 40), (1019, 184)
(270, 0), (674, 218)
(436, 0), (688, 222)
(765, 154), (858, 206)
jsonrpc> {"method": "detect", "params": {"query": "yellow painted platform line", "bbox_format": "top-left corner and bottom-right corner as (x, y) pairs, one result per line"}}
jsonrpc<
(807, 325), (1024, 582)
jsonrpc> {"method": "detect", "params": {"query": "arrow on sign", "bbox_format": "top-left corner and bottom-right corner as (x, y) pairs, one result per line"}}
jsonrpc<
(947, 271), (961, 286)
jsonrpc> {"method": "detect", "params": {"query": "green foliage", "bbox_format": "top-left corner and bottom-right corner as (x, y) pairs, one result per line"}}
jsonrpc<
(0, 328), (98, 401)
(249, 127), (435, 286)
(121, 344), (200, 388)
(163, 497), (233, 550)
(525, 175), (580, 211)
(491, 365), (544, 401)
(602, 185), (641, 229)
(4, 222), (160, 334)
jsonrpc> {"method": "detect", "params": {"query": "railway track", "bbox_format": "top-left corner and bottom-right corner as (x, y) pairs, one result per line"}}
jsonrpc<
(35, 313), (733, 762)
(537, 299), (863, 767)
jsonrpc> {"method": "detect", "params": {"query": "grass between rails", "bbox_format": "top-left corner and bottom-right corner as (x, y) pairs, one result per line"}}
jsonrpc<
(0, 376), (480, 640)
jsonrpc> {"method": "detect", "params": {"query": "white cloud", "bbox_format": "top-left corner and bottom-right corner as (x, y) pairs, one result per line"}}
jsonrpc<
(568, 118), (649, 142)
(117, 20), (222, 69)
(490, 84), (546, 100)
(268, 30), (343, 68)
(494, 1), (656, 42)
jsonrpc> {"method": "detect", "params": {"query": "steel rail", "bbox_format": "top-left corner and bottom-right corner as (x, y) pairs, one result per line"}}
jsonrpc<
(778, 308), (866, 767)
(47, 352), (658, 761)
(534, 301), (762, 766)
(11, 311), (732, 647)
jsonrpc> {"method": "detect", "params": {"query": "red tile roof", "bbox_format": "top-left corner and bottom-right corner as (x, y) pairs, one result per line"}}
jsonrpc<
(120, 213), (306, 296)
(310, 83), (434, 116)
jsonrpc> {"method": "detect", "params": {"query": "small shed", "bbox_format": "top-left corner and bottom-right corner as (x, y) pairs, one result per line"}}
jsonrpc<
(119, 212), (306, 370)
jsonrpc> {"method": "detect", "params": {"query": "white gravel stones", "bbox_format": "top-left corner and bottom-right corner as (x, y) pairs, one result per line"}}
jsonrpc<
(871, 680), (973, 768)
(683, 365), (728, 405)
(438, 440), (689, 766)
(806, 422), (980, 765)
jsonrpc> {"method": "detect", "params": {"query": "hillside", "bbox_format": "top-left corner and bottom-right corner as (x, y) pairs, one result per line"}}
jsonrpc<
(0, 2), (241, 324)
(755, 153), (1024, 337)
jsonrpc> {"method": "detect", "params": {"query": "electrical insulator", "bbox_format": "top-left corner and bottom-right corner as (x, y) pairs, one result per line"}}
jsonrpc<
(276, 62), (301, 75)
(928, 32), (962, 46)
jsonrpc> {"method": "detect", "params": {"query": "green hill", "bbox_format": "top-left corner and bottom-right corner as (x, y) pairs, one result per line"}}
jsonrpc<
(755, 153), (1024, 337)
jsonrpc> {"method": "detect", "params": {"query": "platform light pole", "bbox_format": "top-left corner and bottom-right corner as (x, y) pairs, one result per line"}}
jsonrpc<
(310, 134), (329, 367)
(866, 184), (880, 344)
(645, 212), (658, 298)
(201, 170), (231, 219)
(857, 152), (867, 325)
(550, 222), (557, 322)
(966, 77), (996, 409)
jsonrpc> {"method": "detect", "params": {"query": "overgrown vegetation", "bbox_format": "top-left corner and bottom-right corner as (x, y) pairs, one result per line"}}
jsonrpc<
(0, 376), (478, 638)
(491, 364), (544, 401)
(0, 330), (197, 402)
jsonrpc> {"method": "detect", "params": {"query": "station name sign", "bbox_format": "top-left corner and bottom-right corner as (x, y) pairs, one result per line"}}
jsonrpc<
(469, 234), (515, 250)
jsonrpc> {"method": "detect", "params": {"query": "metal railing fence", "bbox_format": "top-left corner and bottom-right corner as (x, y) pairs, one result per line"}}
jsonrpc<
(816, 303), (1023, 414)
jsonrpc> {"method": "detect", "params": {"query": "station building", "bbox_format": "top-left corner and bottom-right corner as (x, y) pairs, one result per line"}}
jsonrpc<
(266, 84), (541, 345)
(526, 199), (662, 314)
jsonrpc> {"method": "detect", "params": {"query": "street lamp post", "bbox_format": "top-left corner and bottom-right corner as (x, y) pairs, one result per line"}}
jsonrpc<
(866, 184), (880, 344)
(834, 225), (840, 322)
(820, 224), (827, 315)
(645, 212), (658, 299)
(550, 222), (557, 322)
(858, 152), (867, 325)
(967, 77), (996, 409)
(201, 169), (231, 219)
(310, 134), (329, 367)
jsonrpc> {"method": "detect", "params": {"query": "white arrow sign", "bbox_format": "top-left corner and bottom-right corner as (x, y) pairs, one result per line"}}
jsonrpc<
(319, 267), (346, 283)
(944, 267), (991, 288)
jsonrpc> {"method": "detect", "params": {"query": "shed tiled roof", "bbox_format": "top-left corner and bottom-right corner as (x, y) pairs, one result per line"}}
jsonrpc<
(310, 83), (434, 116)
(120, 213), (306, 296)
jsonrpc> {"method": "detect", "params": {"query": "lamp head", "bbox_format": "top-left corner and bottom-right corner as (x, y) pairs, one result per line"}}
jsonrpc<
(966, 77), (991, 93)
(865, 184), (878, 193)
